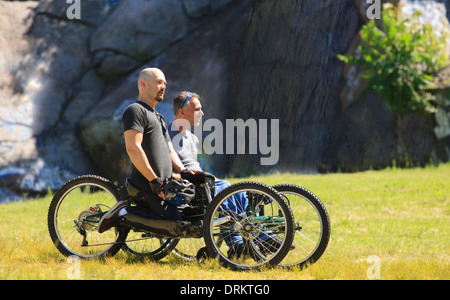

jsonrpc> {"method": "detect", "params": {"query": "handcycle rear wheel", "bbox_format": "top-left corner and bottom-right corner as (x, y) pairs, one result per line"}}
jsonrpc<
(120, 233), (179, 261)
(203, 181), (295, 271)
(274, 184), (330, 269)
(170, 238), (206, 262)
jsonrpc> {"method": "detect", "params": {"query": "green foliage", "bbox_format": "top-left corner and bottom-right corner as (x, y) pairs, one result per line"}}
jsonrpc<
(338, 3), (450, 116)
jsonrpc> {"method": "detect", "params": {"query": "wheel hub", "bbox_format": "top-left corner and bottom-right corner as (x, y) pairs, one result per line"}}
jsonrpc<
(238, 220), (261, 239)
(77, 207), (101, 231)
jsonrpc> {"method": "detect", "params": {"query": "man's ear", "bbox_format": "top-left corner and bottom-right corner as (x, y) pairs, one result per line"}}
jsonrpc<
(139, 79), (146, 89)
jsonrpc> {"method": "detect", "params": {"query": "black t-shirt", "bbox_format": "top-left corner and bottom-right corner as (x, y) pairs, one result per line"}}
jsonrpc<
(122, 101), (172, 190)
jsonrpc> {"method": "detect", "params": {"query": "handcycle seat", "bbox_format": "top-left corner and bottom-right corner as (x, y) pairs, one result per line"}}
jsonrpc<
(123, 178), (203, 238)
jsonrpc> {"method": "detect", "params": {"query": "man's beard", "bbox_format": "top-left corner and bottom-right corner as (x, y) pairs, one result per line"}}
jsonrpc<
(155, 91), (164, 102)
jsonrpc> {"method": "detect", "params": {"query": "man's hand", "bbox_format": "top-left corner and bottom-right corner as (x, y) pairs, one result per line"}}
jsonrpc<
(171, 172), (182, 181)
(150, 177), (165, 199)
(172, 169), (195, 182)
(180, 169), (196, 181)
(180, 169), (195, 177)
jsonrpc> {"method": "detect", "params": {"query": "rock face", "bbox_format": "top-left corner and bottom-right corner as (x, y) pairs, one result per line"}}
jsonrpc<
(228, 0), (361, 175)
(0, 1), (37, 171)
(1, 0), (450, 201)
(80, 0), (254, 183)
(0, 0), (114, 201)
(0, 0), (238, 200)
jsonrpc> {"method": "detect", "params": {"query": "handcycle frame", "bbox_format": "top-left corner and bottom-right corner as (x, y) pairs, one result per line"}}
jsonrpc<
(85, 180), (214, 237)
(47, 173), (302, 270)
(117, 179), (293, 258)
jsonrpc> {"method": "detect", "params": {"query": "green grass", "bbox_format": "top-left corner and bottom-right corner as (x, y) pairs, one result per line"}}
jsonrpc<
(0, 163), (449, 279)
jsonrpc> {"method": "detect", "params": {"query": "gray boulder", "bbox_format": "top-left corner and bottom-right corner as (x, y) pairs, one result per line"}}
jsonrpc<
(80, 0), (255, 183)
(89, 0), (236, 80)
(228, 0), (360, 175)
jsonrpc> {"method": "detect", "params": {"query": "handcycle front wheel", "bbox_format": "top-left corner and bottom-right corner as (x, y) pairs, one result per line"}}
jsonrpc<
(203, 181), (295, 271)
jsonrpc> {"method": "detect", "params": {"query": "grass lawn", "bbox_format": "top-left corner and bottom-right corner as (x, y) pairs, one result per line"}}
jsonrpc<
(0, 163), (448, 280)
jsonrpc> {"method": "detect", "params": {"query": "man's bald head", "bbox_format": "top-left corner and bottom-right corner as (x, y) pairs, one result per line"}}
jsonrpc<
(138, 68), (164, 88)
(137, 68), (167, 107)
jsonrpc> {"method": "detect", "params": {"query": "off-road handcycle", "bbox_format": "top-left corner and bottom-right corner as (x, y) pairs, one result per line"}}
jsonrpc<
(48, 172), (330, 271)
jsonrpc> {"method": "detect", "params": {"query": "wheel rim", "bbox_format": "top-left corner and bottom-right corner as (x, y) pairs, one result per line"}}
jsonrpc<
(53, 182), (121, 258)
(122, 233), (177, 259)
(171, 238), (206, 261)
(277, 190), (327, 267)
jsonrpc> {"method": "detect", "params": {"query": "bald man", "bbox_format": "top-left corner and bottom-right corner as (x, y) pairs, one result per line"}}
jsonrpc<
(98, 68), (187, 233)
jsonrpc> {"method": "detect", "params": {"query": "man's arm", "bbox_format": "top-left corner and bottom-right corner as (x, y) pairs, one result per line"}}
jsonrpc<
(168, 141), (196, 181)
(124, 129), (166, 198)
(168, 141), (184, 174)
(124, 129), (157, 181)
